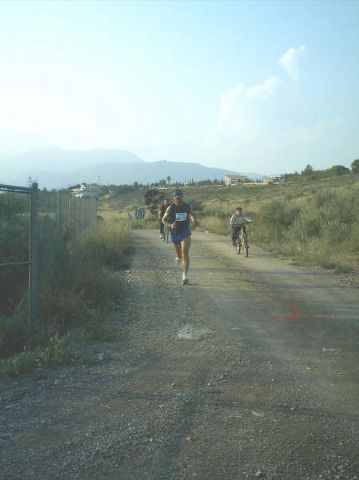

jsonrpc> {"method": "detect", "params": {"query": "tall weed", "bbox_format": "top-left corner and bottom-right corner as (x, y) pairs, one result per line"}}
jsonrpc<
(194, 184), (358, 271)
(199, 216), (229, 236)
(78, 222), (131, 266)
(130, 217), (158, 230)
(0, 220), (131, 374)
(284, 190), (358, 269)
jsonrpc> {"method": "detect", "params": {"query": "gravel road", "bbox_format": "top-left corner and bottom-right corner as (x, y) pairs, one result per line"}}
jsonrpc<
(1, 230), (358, 480)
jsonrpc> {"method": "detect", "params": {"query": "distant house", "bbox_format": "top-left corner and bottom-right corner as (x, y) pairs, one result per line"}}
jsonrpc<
(223, 175), (248, 186)
(71, 183), (99, 199)
(262, 176), (282, 184)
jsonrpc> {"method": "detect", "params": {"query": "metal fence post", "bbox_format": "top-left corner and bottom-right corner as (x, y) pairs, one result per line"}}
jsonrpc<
(29, 182), (38, 328)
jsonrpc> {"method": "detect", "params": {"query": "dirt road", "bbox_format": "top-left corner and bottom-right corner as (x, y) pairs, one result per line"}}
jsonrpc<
(1, 230), (358, 480)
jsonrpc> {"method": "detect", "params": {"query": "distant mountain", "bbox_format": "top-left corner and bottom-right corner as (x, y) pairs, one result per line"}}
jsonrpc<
(0, 147), (144, 183)
(0, 147), (263, 189)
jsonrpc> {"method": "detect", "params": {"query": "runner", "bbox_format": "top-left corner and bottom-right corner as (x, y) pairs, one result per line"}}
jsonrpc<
(157, 199), (168, 239)
(162, 190), (195, 285)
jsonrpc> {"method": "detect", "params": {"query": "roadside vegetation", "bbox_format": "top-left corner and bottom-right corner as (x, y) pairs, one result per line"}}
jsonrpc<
(194, 167), (359, 273)
(0, 197), (131, 377)
(3, 162), (356, 376)
(99, 162), (359, 274)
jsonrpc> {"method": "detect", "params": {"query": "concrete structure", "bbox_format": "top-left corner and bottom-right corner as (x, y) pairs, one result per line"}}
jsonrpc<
(223, 175), (249, 186)
(71, 183), (99, 199)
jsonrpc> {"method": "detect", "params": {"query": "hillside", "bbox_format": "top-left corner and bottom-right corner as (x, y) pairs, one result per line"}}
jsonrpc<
(0, 148), (260, 189)
(11, 161), (246, 190)
(100, 173), (359, 276)
(101, 172), (359, 215)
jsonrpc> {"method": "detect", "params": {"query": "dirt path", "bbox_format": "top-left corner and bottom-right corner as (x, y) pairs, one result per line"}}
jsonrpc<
(1, 230), (358, 480)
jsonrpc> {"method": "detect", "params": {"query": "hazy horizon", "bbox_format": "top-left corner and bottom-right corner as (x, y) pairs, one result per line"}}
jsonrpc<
(0, 0), (358, 175)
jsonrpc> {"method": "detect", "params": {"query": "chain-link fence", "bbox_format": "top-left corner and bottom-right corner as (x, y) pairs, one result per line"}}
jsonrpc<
(0, 183), (97, 326)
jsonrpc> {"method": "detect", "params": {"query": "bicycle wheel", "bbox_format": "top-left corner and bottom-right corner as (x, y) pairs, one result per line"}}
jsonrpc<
(236, 237), (241, 255)
(242, 234), (249, 257)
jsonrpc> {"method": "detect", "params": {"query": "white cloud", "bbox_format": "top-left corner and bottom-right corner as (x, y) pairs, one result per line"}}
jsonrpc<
(291, 117), (343, 147)
(278, 45), (307, 81)
(210, 46), (350, 173)
(0, 84), (170, 152)
(207, 114), (346, 174)
(246, 76), (280, 98)
(218, 46), (306, 132)
(218, 76), (279, 132)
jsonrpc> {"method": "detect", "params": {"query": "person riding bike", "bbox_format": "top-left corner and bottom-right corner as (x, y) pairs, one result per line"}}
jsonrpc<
(158, 199), (168, 239)
(162, 190), (195, 285)
(230, 207), (252, 246)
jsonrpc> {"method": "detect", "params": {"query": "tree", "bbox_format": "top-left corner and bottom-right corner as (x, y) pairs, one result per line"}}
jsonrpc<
(302, 164), (314, 176)
(27, 176), (39, 187)
(144, 188), (164, 213)
(327, 165), (350, 176)
(351, 159), (359, 174)
(166, 176), (171, 185)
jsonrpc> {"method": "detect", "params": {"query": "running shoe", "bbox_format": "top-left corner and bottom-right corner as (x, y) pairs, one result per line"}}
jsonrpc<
(160, 235), (164, 239)
(182, 278), (189, 285)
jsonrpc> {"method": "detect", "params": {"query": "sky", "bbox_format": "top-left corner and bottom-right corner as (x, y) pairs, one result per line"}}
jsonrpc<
(0, 0), (358, 174)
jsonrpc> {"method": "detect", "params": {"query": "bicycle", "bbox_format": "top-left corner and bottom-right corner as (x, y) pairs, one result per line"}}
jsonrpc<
(234, 226), (249, 257)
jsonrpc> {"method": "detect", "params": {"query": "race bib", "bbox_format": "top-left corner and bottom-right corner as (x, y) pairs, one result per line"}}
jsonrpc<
(175, 212), (187, 222)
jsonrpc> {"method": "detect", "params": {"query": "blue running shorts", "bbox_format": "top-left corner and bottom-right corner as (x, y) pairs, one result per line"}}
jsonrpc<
(171, 228), (191, 245)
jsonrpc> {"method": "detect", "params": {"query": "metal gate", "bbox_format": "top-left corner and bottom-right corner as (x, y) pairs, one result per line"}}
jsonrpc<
(0, 182), (38, 327)
(0, 183), (98, 329)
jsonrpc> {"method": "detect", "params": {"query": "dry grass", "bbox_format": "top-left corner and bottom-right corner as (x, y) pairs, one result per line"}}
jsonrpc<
(0, 219), (132, 376)
(98, 175), (359, 274)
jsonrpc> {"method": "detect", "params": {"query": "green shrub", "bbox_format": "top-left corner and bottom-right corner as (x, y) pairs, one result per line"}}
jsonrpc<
(288, 209), (322, 241)
(76, 318), (118, 342)
(0, 352), (37, 378)
(0, 334), (73, 377)
(0, 194), (28, 220)
(130, 217), (158, 230)
(199, 216), (229, 236)
(345, 222), (359, 253)
(41, 333), (72, 366)
(280, 188), (359, 269)
(0, 307), (29, 358)
(0, 217), (29, 262)
(78, 222), (131, 266)
(0, 220), (131, 374)
(259, 198), (301, 229)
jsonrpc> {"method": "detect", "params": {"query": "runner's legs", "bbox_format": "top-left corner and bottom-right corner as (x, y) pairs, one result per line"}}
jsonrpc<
(174, 242), (182, 261)
(181, 236), (191, 274)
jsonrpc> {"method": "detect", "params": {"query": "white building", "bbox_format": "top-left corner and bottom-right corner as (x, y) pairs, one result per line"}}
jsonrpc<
(223, 175), (249, 186)
(71, 184), (99, 199)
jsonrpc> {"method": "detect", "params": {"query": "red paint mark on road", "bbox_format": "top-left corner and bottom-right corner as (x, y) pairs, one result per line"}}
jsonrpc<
(281, 302), (302, 322)
(279, 302), (330, 322)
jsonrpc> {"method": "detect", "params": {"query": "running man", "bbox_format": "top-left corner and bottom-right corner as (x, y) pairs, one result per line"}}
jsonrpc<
(229, 207), (252, 246)
(162, 190), (195, 285)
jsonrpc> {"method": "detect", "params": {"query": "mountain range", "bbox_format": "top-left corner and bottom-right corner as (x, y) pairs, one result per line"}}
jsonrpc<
(0, 148), (263, 189)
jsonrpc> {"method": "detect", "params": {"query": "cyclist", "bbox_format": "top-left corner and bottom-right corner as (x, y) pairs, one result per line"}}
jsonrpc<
(162, 190), (195, 285)
(230, 207), (252, 246)
(158, 200), (168, 239)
